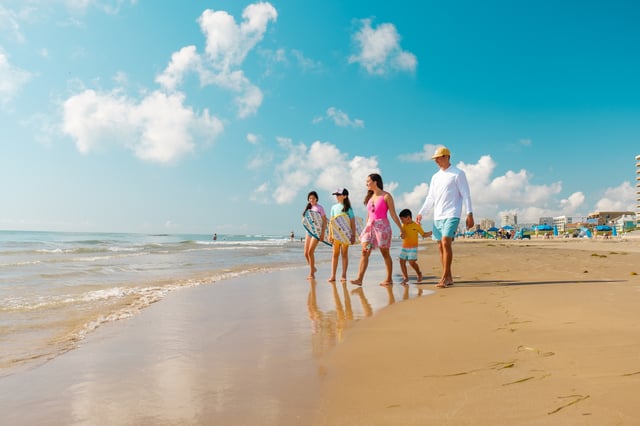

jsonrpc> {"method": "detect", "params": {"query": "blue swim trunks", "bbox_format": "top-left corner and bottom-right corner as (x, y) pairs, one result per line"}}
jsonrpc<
(399, 247), (418, 261)
(432, 218), (460, 241)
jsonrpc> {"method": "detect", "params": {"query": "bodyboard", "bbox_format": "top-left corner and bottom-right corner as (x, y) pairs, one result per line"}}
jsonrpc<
(330, 214), (364, 245)
(302, 210), (331, 246)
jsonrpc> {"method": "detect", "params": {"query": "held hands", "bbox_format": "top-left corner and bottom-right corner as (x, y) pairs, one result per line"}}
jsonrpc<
(416, 214), (423, 224)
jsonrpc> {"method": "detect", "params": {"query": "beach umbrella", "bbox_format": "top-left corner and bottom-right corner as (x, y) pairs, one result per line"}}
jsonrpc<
(488, 226), (499, 232)
(502, 225), (514, 230)
(537, 224), (553, 231)
(596, 225), (612, 231)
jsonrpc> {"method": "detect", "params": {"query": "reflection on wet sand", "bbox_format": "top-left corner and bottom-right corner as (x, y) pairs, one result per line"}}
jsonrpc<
(307, 279), (431, 358)
(307, 279), (377, 358)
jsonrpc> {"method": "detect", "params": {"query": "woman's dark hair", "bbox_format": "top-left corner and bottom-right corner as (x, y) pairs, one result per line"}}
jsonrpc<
(342, 194), (352, 213)
(303, 191), (319, 216)
(364, 173), (383, 205)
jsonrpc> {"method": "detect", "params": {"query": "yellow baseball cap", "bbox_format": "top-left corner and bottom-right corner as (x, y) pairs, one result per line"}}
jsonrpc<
(431, 146), (451, 159)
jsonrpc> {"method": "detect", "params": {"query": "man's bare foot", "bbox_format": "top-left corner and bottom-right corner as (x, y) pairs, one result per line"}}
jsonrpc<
(400, 276), (408, 285)
(435, 280), (447, 288)
(350, 279), (363, 286)
(340, 276), (347, 282)
(327, 277), (336, 283)
(416, 272), (423, 283)
(379, 280), (393, 287)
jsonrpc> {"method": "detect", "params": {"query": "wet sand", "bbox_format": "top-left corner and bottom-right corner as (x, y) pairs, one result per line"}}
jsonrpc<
(1, 237), (639, 425)
(0, 257), (427, 425)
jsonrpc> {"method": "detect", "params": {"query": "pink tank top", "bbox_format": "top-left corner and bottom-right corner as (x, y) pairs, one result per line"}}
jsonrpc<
(367, 195), (389, 221)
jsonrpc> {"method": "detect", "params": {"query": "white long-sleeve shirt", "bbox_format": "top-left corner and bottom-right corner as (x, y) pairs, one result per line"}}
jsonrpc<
(418, 165), (473, 220)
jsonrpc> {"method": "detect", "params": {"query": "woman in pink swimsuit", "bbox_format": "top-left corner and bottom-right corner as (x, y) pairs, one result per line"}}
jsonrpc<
(350, 174), (404, 286)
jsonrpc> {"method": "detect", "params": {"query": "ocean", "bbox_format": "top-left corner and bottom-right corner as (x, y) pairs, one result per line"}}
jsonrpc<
(0, 230), (303, 376)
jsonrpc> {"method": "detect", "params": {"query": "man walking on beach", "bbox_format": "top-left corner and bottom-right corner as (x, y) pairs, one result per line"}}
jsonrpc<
(416, 146), (474, 288)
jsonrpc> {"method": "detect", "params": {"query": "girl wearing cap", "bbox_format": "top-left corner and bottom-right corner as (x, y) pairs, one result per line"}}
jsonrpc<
(351, 174), (404, 286)
(302, 191), (327, 279)
(328, 188), (355, 283)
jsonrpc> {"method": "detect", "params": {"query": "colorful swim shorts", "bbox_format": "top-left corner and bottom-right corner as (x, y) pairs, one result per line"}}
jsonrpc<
(399, 247), (418, 261)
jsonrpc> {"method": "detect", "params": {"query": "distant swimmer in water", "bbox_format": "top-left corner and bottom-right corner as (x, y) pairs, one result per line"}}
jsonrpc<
(212, 233), (217, 241)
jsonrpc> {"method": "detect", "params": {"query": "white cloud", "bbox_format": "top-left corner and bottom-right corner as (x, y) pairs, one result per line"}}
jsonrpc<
(260, 142), (632, 226)
(559, 192), (585, 215)
(313, 107), (364, 128)
(267, 140), (380, 207)
(595, 182), (636, 212)
(250, 182), (269, 203)
(65, 0), (137, 15)
(397, 153), (579, 223)
(155, 45), (201, 92)
(398, 144), (440, 162)
(349, 18), (417, 75)
(246, 133), (259, 144)
(0, 5), (25, 43)
(0, 49), (31, 104)
(62, 88), (223, 164)
(155, 2), (277, 118)
(397, 182), (429, 213)
(290, 49), (322, 71)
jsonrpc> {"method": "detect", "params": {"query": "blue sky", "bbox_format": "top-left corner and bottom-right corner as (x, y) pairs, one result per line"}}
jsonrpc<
(1, 0), (638, 235)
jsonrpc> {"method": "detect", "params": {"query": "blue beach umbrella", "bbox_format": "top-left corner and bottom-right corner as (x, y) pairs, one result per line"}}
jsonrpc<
(488, 226), (499, 232)
(536, 224), (553, 232)
(596, 225), (612, 232)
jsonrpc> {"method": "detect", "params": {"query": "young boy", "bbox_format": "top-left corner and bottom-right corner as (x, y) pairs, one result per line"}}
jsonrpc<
(398, 209), (432, 284)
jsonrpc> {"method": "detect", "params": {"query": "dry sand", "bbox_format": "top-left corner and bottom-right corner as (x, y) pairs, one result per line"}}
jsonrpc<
(313, 238), (640, 425)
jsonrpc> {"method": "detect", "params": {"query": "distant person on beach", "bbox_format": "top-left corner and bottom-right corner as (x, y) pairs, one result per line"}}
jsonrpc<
(290, 231), (295, 241)
(328, 188), (356, 283)
(398, 209), (432, 284)
(302, 191), (327, 279)
(212, 233), (217, 241)
(351, 173), (404, 287)
(416, 146), (473, 289)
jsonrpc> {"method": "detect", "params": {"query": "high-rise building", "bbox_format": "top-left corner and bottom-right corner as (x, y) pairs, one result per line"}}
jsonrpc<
(500, 213), (517, 227)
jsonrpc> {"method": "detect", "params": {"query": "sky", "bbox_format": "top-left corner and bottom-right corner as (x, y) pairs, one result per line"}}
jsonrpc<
(1, 0), (639, 236)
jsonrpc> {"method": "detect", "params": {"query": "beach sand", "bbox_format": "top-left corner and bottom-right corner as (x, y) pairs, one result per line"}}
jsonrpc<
(1, 237), (639, 425)
(313, 238), (640, 425)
